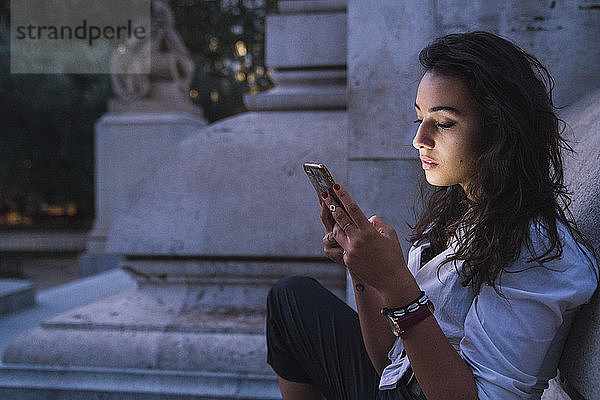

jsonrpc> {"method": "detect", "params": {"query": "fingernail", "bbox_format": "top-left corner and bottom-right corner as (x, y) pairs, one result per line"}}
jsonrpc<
(321, 192), (328, 199)
(334, 184), (340, 190)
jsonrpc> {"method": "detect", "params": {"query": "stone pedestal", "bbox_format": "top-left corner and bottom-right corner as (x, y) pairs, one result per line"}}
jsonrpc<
(2, 110), (348, 399)
(81, 113), (206, 276)
(3, 260), (343, 373)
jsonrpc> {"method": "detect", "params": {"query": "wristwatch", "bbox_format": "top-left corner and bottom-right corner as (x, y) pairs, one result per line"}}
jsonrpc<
(381, 292), (435, 337)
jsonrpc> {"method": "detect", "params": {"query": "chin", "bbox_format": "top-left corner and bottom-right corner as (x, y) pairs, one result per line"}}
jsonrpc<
(424, 174), (446, 187)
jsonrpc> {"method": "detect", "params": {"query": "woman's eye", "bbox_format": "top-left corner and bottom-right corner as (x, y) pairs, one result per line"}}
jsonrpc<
(413, 119), (423, 124)
(436, 121), (455, 129)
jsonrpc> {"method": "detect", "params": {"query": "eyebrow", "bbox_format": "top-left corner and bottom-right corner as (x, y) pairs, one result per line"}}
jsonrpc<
(414, 103), (462, 114)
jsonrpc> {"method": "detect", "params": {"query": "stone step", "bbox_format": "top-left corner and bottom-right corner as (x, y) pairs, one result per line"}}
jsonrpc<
(0, 365), (282, 400)
(0, 280), (35, 315)
(0, 232), (87, 253)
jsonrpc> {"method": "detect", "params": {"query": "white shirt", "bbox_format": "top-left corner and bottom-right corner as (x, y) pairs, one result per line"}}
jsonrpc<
(379, 221), (598, 399)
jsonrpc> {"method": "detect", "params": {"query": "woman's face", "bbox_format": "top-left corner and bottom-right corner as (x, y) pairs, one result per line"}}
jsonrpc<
(412, 71), (483, 194)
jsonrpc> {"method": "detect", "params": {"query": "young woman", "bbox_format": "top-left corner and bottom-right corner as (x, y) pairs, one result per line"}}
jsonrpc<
(266, 31), (599, 400)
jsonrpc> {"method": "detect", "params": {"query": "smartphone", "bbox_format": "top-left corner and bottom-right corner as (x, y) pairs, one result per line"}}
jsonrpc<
(303, 162), (345, 210)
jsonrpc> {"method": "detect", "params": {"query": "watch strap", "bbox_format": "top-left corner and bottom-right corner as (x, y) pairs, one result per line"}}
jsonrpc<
(381, 292), (434, 337)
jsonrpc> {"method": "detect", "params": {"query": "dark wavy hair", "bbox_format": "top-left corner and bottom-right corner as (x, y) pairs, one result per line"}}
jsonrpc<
(409, 31), (598, 294)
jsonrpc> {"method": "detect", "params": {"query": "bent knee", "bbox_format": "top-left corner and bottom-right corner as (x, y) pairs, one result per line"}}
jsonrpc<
(267, 275), (324, 306)
(269, 275), (318, 298)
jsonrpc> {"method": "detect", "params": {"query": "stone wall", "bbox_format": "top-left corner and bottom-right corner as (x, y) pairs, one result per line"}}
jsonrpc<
(347, 1), (600, 253)
(553, 90), (600, 400)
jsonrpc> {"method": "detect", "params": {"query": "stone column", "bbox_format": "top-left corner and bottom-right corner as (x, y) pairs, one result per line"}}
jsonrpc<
(346, 1), (435, 308)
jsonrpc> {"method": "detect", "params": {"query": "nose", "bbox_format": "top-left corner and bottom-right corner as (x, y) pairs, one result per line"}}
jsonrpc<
(412, 121), (435, 150)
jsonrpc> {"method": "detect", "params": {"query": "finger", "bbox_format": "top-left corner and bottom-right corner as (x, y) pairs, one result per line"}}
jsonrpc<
(332, 222), (350, 248)
(324, 245), (345, 266)
(331, 184), (370, 229)
(368, 215), (399, 240)
(323, 231), (342, 248)
(321, 192), (358, 239)
(319, 196), (335, 232)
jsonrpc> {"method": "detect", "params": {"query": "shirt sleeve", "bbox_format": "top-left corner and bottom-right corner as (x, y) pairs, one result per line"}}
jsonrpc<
(459, 253), (597, 399)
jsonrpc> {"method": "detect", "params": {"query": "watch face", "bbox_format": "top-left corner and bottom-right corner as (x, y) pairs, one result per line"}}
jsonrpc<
(427, 301), (435, 314)
(385, 316), (401, 337)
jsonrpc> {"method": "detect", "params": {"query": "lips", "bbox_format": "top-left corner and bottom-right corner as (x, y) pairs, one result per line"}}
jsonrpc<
(419, 154), (438, 170)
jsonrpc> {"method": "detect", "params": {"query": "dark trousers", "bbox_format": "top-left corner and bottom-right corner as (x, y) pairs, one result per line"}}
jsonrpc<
(266, 275), (427, 400)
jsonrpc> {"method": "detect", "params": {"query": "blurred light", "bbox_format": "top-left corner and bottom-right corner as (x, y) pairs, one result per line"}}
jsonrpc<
(6, 212), (20, 224)
(5, 211), (31, 225)
(249, 87), (259, 94)
(247, 73), (256, 83)
(189, 89), (199, 99)
(255, 66), (264, 76)
(24, 159), (32, 169)
(209, 37), (219, 52)
(236, 71), (246, 81)
(47, 205), (65, 216)
(66, 203), (77, 216)
(210, 90), (219, 102)
(117, 44), (126, 54)
(235, 41), (247, 57)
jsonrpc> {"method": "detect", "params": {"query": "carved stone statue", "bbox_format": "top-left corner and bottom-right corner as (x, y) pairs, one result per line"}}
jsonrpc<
(108, 0), (201, 116)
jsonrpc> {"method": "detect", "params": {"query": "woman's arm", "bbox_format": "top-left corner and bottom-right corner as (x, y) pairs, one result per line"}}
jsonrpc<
(380, 282), (478, 400)
(349, 273), (397, 375)
(321, 184), (478, 400)
(321, 201), (396, 374)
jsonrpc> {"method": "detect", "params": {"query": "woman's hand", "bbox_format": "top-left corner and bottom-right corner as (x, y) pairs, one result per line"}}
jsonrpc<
(319, 184), (418, 302)
(320, 197), (346, 266)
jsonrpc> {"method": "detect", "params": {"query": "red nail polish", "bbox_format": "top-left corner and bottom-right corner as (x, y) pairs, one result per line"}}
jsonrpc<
(322, 192), (328, 199)
(334, 184), (340, 190)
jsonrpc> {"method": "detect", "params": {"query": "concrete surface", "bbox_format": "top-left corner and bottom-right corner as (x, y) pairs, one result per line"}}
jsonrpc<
(265, 12), (346, 69)
(0, 269), (135, 359)
(0, 268), (282, 399)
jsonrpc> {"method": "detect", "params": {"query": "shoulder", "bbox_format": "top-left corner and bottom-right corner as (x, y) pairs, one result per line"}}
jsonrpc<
(500, 220), (598, 307)
(461, 220), (598, 399)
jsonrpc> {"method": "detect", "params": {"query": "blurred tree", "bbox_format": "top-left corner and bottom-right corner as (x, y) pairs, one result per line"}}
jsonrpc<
(0, 0), (277, 229)
(174, 0), (276, 121)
